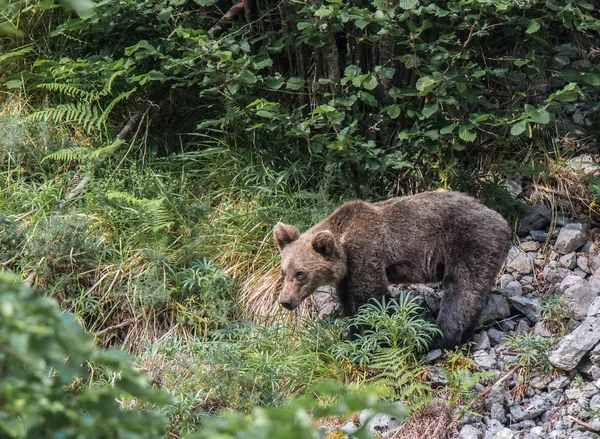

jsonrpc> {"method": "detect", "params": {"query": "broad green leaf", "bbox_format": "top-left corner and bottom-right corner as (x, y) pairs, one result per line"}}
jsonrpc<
(583, 72), (600, 86)
(357, 91), (378, 106)
(440, 124), (457, 134)
(415, 76), (440, 95)
(386, 105), (401, 119)
(389, 88), (418, 98)
(510, 120), (528, 136)
(286, 77), (305, 90)
(361, 73), (378, 91)
(458, 126), (476, 142)
(157, 7), (172, 21)
(265, 77), (285, 90)
(398, 0), (419, 9)
(355, 19), (369, 29)
(421, 104), (438, 118)
(526, 20), (541, 34)
(6, 79), (22, 89)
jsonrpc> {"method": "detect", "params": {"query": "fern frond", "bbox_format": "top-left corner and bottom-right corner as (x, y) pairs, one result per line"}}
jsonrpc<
(28, 102), (102, 132)
(88, 140), (126, 159)
(38, 83), (98, 102)
(97, 88), (137, 130)
(43, 146), (93, 162)
(106, 191), (174, 232)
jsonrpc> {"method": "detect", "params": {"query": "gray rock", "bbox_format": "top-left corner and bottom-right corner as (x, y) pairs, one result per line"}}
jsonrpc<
(572, 59), (593, 69)
(578, 358), (600, 381)
(568, 154), (600, 176)
(533, 321), (552, 337)
(549, 315), (600, 370)
(564, 278), (597, 320)
(548, 376), (571, 390)
(313, 286), (340, 319)
(504, 179), (523, 198)
(459, 424), (482, 439)
(559, 252), (578, 269)
(592, 270), (600, 292)
(544, 265), (573, 285)
(519, 205), (552, 236)
(475, 331), (491, 351)
(552, 55), (571, 69)
(509, 296), (541, 322)
(507, 247), (534, 275)
(499, 274), (515, 289)
(473, 350), (497, 370)
(479, 294), (511, 326)
(591, 344), (600, 366)
(578, 255), (591, 273)
(488, 328), (506, 345)
(530, 376), (550, 390)
(340, 421), (358, 435)
(516, 319), (531, 333)
(556, 43), (581, 59)
(359, 409), (402, 435)
(426, 365), (449, 386)
(554, 223), (588, 254)
(521, 241), (541, 252)
(501, 280), (523, 297)
(582, 240), (594, 253)
(425, 348), (442, 362)
(561, 275), (584, 292)
(530, 230), (549, 242)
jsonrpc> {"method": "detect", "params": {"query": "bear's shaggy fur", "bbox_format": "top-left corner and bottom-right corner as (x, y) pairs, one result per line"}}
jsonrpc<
(273, 191), (511, 349)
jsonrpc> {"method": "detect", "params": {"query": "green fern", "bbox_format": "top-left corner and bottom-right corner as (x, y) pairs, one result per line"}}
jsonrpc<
(38, 83), (99, 102)
(106, 190), (174, 232)
(43, 140), (125, 163)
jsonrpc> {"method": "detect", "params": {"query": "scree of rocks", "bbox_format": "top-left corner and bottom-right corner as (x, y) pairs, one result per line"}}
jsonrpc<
(314, 183), (600, 438)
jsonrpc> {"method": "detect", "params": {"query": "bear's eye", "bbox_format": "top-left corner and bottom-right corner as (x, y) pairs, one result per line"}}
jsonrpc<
(281, 271), (286, 278)
(295, 271), (306, 281)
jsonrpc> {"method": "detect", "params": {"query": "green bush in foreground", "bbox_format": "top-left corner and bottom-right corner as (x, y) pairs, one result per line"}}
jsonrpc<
(0, 271), (170, 438)
(189, 382), (408, 439)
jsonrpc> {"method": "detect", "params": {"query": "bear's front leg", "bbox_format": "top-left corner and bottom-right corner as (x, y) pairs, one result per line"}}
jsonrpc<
(337, 266), (390, 340)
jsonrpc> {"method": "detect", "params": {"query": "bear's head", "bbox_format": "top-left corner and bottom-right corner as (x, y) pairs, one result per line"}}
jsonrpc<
(273, 223), (347, 311)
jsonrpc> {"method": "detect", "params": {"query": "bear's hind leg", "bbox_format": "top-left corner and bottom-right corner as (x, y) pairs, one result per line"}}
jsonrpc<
(434, 274), (487, 349)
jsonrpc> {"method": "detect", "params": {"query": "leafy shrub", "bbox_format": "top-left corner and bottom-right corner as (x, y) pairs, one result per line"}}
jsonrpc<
(0, 213), (24, 266)
(189, 381), (408, 439)
(25, 214), (102, 298)
(0, 271), (170, 438)
(175, 257), (234, 331)
(332, 295), (441, 370)
(506, 332), (556, 373)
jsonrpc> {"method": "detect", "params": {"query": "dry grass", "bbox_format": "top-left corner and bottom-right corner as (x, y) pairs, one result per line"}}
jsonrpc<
(388, 402), (458, 439)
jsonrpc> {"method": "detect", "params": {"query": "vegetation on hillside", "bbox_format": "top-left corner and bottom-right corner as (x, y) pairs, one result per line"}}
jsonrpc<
(1, 0), (599, 436)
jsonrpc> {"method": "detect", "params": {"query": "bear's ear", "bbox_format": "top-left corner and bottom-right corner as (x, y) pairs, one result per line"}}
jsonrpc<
(312, 230), (336, 257)
(273, 223), (300, 250)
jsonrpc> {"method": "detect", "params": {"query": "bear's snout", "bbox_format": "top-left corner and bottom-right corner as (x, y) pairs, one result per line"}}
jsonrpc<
(280, 297), (295, 311)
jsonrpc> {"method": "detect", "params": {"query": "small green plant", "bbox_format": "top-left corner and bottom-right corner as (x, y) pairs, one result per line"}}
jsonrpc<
(506, 332), (556, 373)
(333, 295), (441, 369)
(541, 294), (569, 335)
(175, 257), (234, 332)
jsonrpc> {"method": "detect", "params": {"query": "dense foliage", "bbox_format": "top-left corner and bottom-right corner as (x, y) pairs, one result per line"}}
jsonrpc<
(0, 271), (170, 438)
(1, 0), (599, 436)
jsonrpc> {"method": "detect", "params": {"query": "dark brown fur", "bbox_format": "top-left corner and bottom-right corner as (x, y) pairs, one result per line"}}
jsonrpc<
(274, 191), (511, 349)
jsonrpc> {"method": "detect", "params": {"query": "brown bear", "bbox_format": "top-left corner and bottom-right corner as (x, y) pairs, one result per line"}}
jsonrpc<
(273, 191), (511, 349)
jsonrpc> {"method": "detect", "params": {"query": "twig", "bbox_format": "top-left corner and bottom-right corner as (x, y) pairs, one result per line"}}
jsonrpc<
(95, 319), (135, 336)
(568, 415), (600, 432)
(471, 363), (521, 404)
